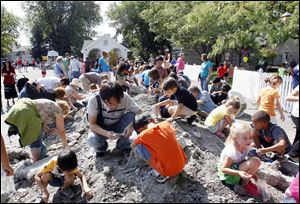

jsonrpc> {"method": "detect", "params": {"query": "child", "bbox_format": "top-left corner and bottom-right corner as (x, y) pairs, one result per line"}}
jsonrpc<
(127, 67), (139, 86)
(41, 61), (47, 78)
(154, 78), (198, 124)
(209, 77), (223, 95)
(188, 86), (217, 118)
(228, 90), (247, 118)
(278, 63), (287, 77)
(251, 110), (292, 160)
(257, 74), (285, 124)
(205, 97), (240, 138)
(148, 68), (163, 101)
(211, 83), (231, 106)
(283, 172), (299, 203)
(115, 62), (130, 92)
(218, 123), (261, 196)
(35, 150), (93, 203)
(132, 114), (187, 183)
(141, 65), (151, 89)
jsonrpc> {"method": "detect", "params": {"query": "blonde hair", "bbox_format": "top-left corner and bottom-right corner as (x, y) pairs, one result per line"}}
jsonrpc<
(225, 96), (240, 110)
(225, 122), (252, 148)
(264, 74), (283, 86)
(57, 100), (70, 116)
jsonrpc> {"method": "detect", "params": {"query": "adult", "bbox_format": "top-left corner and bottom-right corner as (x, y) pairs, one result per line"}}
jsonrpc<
(70, 55), (81, 79)
(154, 55), (169, 80)
(217, 61), (228, 79)
(87, 82), (141, 157)
(148, 54), (155, 67)
(32, 58), (36, 70)
(1, 60), (18, 107)
(198, 53), (213, 91)
(63, 53), (71, 78)
(37, 76), (62, 91)
(288, 61), (299, 89)
(176, 53), (185, 74)
(65, 78), (86, 108)
(84, 57), (91, 73)
(5, 98), (69, 162)
(79, 72), (109, 92)
(17, 57), (22, 73)
(54, 56), (68, 79)
(1, 133), (14, 176)
(98, 51), (112, 78)
(286, 85), (299, 158)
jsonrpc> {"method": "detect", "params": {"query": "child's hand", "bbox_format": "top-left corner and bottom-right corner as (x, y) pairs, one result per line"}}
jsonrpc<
(84, 189), (93, 200)
(280, 114), (285, 121)
(239, 171), (252, 180)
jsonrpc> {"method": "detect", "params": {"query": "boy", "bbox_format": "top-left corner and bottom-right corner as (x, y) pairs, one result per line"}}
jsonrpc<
(35, 150), (93, 203)
(154, 78), (198, 124)
(132, 114), (187, 183)
(251, 110), (292, 160)
(188, 86), (217, 118)
(209, 77), (223, 95)
(211, 83), (231, 106)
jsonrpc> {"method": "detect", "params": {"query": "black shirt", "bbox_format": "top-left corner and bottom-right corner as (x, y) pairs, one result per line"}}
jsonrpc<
(174, 87), (198, 111)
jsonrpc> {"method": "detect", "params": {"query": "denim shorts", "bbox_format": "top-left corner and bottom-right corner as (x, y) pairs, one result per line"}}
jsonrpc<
(29, 139), (43, 148)
(49, 174), (65, 187)
(134, 144), (151, 161)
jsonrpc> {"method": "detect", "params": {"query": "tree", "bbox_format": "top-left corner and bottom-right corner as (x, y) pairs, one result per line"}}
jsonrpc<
(1, 6), (20, 57)
(107, 1), (171, 60)
(24, 1), (102, 56)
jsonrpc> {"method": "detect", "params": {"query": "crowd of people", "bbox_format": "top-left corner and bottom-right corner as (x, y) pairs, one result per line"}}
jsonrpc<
(1, 51), (299, 203)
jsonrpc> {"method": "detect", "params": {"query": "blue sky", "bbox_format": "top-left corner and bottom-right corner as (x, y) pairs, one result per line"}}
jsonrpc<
(1, 1), (121, 46)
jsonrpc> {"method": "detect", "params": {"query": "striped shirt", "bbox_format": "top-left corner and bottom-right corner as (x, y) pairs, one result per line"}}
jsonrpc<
(87, 92), (140, 126)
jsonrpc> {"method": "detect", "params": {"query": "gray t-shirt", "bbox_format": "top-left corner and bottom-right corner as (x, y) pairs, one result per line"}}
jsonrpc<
(87, 92), (140, 126)
(84, 73), (102, 85)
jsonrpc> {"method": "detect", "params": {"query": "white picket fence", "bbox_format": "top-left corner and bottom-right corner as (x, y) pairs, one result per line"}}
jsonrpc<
(232, 69), (294, 112)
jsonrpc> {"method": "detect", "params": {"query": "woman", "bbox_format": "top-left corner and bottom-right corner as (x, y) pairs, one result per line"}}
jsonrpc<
(65, 78), (86, 108)
(5, 98), (70, 162)
(1, 60), (18, 107)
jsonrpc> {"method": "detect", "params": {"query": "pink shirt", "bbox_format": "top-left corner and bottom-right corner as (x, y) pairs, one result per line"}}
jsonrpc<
(176, 57), (185, 71)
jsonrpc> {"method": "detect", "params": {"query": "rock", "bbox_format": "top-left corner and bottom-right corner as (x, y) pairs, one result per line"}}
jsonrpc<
(68, 133), (81, 141)
(276, 175), (292, 191)
(103, 166), (113, 176)
(68, 140), (77, 147)
(15, 156), (54, 181)
(17, 188), (28, 198)
(246, 198), (255, 203)
(8, 149), (30, 162)
(182, 132), (189, 138)
(48, 143), (62, 151)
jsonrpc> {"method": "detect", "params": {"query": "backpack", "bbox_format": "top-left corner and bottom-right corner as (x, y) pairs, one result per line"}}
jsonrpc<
(86, 94), (104, 126)
(16, 75), (29, 92)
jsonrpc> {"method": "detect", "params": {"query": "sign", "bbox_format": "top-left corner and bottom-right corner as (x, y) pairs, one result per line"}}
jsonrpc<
(47, 50), (59, 57)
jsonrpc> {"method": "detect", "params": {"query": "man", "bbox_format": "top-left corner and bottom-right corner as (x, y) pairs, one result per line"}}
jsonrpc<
(198, 54), (213, 91)
(176, 53), (185, 74)
(79, 72), (109, 92)
(288, 61), (299, 89)
(87, 82), (141, 157)
(70, 56), (81, 79)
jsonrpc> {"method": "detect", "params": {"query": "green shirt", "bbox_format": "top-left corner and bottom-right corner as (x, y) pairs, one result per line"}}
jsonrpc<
(278, 67), (287, 77)
(63, 59), (70, 73)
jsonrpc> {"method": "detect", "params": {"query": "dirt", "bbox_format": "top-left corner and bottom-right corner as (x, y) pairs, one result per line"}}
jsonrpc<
(2, 93), (295, 203)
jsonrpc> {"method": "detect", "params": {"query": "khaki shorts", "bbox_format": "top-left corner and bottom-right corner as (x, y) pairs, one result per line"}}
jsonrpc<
(169, 104), (197, 117)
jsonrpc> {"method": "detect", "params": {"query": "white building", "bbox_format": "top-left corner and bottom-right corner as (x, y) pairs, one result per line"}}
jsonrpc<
(81, 34), (129, 61)
(7, 45), (32, 64)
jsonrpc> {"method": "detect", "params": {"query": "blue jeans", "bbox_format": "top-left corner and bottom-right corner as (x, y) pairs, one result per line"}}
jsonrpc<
(200, 77), (209, 91)
(87, 112), (135, 153)
(72, 71), (81, 79)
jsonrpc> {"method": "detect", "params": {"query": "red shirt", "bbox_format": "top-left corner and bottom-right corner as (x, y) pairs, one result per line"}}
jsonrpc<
(2, 66), (16, 85)
(217, 66), (227, 77)
(17, 59), (22, 65)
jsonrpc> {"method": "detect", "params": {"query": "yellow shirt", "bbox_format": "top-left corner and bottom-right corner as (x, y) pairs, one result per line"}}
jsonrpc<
(40, 157), (79, 175)
(259, 87), (280, 116)
(205, 105), (229, 127)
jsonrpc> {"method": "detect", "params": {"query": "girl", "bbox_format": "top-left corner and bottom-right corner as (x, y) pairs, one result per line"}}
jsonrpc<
(115, 62), (130, 92)
(1, 60), (18, 107)
(218, 122), (261, 197)
(257, 74), (284, 124)
(148, 68), (163, 102)
(205, 96), (240, 138)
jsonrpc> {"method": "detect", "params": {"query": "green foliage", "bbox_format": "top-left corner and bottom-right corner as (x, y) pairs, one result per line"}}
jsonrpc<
(107, 1), (171, 60)
(1, 6), (20, 57)
(24, 1), (102, 56)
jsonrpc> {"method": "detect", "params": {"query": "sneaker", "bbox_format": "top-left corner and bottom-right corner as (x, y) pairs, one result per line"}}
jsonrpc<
(187, 115), (197, 125)
(149, 169), (170, 183)
(244, 180), (260, 197)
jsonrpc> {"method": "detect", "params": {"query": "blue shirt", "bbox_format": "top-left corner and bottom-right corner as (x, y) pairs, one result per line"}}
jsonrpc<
(199, 60), (212, 78)
(142, 70), (150, 87)
(98, 57), (110, 72)
(292, 65), (299, 89)
(197, 91), (217, 113)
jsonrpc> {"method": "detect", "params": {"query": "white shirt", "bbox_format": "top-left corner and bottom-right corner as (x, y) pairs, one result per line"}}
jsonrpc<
(291, 86), (299, 118)
(37, 77), (61, 90)
(219, 144), (248, 165)
(70, 59), (81, 72)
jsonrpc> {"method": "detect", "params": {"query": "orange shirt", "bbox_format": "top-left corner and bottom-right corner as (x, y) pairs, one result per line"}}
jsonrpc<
(259, 87), (280, 116)
(134, 121), (187, 177)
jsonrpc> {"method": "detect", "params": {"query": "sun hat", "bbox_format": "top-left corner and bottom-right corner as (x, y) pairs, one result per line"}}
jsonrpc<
(70, 78), (82, 88)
